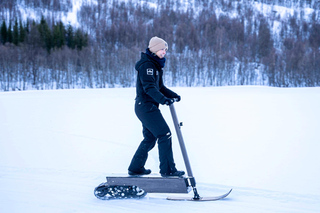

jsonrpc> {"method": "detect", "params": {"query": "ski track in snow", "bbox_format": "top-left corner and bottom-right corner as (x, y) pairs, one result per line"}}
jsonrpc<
(0, 166), (319, 213)
(1, 166), (319, 213)
(1, 87), (320, 212)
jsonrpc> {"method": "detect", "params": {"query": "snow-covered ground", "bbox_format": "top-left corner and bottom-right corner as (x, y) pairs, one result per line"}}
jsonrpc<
(1, 86), (320, 212)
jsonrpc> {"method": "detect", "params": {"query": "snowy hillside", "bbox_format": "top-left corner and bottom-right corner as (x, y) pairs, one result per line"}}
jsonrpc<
(1, 86), (320, 212)
(1, 0), (320, 90)
(7, 0), (318, 34)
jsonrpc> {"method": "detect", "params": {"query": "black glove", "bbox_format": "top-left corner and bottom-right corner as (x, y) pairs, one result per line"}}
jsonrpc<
(174, 95), (181, 102)
(163, 98), (174, 106)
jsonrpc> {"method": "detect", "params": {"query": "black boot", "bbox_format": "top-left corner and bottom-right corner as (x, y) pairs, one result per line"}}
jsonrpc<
(128, 168), (152, 176)
(161, 170), (185, 177)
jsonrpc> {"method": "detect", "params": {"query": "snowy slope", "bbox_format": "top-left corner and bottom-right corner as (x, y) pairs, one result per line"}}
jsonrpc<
(1, 86), (320, 212)
(12, 0), (316, 30)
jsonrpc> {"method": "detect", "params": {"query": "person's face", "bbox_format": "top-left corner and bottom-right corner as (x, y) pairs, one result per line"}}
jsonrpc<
(155, 48), (167, 58)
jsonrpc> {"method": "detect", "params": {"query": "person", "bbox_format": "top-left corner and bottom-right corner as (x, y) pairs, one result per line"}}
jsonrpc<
(128, 36), (185, 177)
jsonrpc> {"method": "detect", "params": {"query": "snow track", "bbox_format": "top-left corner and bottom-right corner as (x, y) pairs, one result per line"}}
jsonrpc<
(0, 166), (319, 213)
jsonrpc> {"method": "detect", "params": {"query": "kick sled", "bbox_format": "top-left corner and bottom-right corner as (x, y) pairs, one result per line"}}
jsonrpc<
(94, 102), (232, 201)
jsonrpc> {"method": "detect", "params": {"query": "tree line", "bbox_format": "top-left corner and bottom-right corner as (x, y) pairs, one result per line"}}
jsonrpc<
(0, 0), (320, 91)
(1, 17), (88, 52)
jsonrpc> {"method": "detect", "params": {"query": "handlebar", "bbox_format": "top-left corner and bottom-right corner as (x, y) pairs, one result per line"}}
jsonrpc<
(172, 98), (180, 102)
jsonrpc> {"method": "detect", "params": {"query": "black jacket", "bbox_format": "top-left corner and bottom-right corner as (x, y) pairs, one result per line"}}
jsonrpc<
(135, 52), (178, 105)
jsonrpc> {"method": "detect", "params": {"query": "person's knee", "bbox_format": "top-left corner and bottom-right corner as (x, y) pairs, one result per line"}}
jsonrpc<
(158, 131), (172, 143)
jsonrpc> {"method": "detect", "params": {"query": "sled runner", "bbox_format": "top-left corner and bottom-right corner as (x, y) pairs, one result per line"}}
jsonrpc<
(94, 102), (232, 201)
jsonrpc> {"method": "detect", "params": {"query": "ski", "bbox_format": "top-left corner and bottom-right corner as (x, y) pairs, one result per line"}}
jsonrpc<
(167, 189), (232, 201)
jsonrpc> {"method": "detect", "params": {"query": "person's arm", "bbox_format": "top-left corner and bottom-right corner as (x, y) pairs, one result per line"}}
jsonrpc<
(159, 75), (181, 101)
(138, 63), (167, 104)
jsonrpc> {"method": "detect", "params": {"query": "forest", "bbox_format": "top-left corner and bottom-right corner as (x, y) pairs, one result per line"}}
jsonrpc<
(0, 0), (320, 91)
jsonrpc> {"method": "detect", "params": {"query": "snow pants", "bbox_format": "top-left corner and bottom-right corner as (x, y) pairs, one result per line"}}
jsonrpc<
(128, 100), (177, 174)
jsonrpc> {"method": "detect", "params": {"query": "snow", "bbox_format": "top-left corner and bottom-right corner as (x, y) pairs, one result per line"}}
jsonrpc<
(61, 0), (84, 28)
(253, 1), (315, 20)
(1, 86), (320, 212)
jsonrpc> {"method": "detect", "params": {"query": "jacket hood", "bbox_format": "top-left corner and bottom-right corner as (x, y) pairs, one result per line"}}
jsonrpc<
(135, 52), (151, 71)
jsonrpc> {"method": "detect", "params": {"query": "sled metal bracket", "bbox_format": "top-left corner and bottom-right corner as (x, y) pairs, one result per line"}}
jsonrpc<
(185, 176), (196, 187)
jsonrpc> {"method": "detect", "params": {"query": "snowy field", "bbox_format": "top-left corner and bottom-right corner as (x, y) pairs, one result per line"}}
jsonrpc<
(1, 86), (320, 213)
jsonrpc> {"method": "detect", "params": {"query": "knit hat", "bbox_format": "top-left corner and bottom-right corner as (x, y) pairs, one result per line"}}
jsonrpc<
(148, 36), (168, 53)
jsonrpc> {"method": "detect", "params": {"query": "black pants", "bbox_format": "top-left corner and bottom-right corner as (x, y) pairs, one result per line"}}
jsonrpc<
(128, 100), (177, 174)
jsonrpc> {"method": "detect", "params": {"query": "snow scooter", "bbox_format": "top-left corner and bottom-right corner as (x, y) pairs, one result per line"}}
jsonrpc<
(94, 101), (232, 201)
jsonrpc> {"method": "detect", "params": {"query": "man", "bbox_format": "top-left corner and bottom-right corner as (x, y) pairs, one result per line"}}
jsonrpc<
(128, 36), (185, 177)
